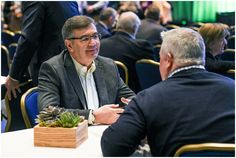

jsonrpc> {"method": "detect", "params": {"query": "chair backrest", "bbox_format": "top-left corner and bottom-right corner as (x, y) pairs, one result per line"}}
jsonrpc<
(8, 43), (18, 62)
(1, 45), (10, 76)
(165, 24), (180, 30)
(136, 59), (162, 90)
(14, 31), (22, 43)
(174, 143), (235, 157)
(153, 44), (161, 61)
(224, 69), (235, 80)
(4, 80), (33, 132)
(192, 22), (205, 28)
(114, 61), (129, 85)
(221, 49), (235, 61)
(1, 30), (15, 47)
(20, 87), (39, 128)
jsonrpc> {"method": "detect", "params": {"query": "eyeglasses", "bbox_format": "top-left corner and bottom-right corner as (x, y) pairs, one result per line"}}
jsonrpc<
(68, 33), (102, 42)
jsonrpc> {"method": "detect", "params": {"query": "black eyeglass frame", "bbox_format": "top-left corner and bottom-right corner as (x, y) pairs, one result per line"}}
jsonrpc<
(68, 33), (102, 42)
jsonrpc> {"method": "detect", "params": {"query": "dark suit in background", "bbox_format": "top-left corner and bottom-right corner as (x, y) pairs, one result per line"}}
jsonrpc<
(96, 22), (112, 39)
(101, 69), (235, 156)
(136, 18), (167, 45)
(38, 50), (135, 119)
(9, 2), (79, 85)
(100, 31), (155, 93)
(205, 51), (235, 75)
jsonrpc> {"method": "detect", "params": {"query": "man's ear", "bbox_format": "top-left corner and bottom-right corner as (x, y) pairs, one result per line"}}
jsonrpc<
(108, 16), (113, 23)
(166, 52), (174, 70)
(64, 39), (73, 52)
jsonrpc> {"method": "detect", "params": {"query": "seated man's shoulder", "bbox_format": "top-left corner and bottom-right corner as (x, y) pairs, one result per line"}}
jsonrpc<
(215, 73), (235, 84)
(135, 39), (153, 49)
(42, 51), (65, 66)
(96, 56), (114, 64)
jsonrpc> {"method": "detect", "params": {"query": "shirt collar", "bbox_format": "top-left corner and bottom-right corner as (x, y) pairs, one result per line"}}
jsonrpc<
(168, 65), (205, 78)
(70, 55), (96, 77)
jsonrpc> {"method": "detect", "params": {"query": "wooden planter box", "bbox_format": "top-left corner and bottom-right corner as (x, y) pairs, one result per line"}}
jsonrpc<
(34, 120), (88, 148)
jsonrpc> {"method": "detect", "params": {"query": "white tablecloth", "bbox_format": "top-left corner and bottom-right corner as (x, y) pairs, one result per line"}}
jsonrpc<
(1, 125), (108, 157)
(0, 76), (6, 85)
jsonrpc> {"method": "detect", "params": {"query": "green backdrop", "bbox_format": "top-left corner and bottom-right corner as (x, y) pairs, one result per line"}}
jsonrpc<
(171, 0), (235, 24)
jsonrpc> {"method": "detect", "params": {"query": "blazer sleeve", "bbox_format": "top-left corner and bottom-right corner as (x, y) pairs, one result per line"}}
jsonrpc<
(9, 2), (45, 81)
(101, 97), (146, 156)
(38, 61), (90, 119)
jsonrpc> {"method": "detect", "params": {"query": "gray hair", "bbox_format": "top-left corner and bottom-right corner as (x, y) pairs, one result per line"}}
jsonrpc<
(116, 11), (141, 35)
(62, 16), (95, 40)
(161, 28), (205, 65)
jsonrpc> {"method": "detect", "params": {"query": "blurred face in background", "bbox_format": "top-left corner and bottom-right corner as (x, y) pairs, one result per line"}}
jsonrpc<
(198, 23), (229, 57)
(208, 37), (227, 56)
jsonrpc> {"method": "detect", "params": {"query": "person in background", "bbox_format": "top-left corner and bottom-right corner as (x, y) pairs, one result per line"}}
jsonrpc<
(118, 1), (144, 19)
(95, 7), (117, 39)
(153, 0), (172, 25)
(2, 1), (22, 31)
(101, 28), (235, 156)
(136, 4), (167, 45)
(83, 1), (109, 22)
(38, 16), (135, 125)
(199, 23), (234, 75)
(100, 11), (155, 93)
(5, 2), (79, 100)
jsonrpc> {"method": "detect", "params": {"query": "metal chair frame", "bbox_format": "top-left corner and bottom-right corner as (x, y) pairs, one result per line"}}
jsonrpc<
(1, 45), (11, 76)
(4, 80), (33, 132)
(136, 59), (161, 90)
(114, 61), (129, 85)
(20, 87), (38, 128)
(174, 143), (235, 157)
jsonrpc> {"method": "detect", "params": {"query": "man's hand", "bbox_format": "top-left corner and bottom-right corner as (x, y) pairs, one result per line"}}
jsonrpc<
(93, 104), (124, 125)
(5, 75), (21, 100)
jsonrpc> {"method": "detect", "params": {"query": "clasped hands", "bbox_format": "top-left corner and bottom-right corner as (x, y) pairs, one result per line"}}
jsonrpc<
(93, 97), (131, 125)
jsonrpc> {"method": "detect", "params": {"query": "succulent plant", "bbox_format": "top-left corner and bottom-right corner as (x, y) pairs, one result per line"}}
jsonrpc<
(57, 112), (84, 128)
(35, 105), (83, 128)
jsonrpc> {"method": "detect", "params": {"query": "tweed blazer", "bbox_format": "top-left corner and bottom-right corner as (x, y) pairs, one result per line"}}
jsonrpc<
(38, 50), (135, 119)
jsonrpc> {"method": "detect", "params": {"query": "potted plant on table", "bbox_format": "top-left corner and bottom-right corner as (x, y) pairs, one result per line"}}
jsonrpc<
(34, 106), (88, 148)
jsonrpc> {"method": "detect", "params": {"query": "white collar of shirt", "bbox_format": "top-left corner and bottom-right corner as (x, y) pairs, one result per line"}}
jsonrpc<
(70, 55), (99, 110)
(71, 55), (96, 77)
(168, 65), (205, 78)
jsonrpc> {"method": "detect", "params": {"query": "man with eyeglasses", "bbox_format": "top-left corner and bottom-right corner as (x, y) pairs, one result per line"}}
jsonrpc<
(38, 16), (135, 125)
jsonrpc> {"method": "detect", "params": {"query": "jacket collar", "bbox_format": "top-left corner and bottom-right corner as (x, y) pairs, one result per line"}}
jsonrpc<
(63, 50), (87, 109)
(114, 31), (135, 39)
(63, 50), (108, 107)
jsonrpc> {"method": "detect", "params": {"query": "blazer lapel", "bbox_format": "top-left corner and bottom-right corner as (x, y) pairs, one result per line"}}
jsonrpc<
(94, 59), (109, 107)
(64, 52), (87, 109)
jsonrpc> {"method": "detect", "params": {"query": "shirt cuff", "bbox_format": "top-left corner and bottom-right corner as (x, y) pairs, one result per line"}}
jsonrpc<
(88, 110), (95, 125)
(8, 75), (19, 82)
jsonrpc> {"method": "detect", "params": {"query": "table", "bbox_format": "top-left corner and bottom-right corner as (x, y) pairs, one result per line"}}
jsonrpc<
(0, 76), (6, 85)
(1, 125), (108, 157)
